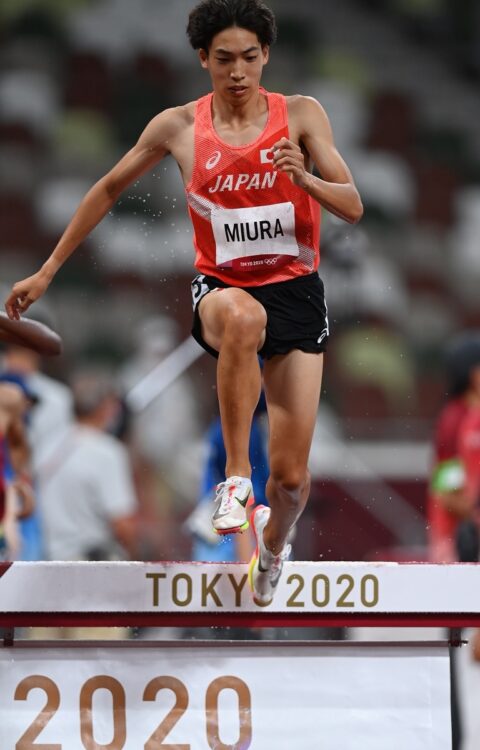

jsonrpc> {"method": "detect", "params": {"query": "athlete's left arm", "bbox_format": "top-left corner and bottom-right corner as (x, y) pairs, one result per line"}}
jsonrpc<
(273, 97), (363, 224)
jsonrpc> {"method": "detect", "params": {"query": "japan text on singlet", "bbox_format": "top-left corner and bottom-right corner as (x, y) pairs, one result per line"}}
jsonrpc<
(186, 88), (320, 286)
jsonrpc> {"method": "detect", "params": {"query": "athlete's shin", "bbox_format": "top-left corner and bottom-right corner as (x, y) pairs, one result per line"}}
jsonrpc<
(264, 469), (311, 554)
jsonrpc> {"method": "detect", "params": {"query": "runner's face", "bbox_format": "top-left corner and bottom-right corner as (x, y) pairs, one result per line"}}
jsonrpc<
(199, 26), (269, 102)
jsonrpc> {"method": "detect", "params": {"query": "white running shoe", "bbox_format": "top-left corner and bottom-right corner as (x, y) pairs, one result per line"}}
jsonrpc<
(248, 505), (291, 606)
(212, 476), (253, 535)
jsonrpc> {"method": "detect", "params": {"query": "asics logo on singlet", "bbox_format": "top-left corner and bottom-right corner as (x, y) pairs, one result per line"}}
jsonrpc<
(209, 172), (277, 193)
(205, 151), (222, 170)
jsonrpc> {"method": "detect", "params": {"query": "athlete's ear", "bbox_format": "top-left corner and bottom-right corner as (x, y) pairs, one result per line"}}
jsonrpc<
(199, 48), (209, 69)
(262, 45), (270, 64)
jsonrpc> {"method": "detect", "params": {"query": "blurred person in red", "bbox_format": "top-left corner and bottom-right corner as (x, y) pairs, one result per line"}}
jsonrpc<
(427, 332), (480, 750)
(428, 332), (480, 563)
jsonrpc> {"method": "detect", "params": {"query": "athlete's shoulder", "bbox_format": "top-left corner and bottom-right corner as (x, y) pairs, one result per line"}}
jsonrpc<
(136, 101), (196, 154)
(285, 94), (332, 139)
(172, 100), (197, 124)
(286, 94), (329, 120)
(146, 101), (196, 135)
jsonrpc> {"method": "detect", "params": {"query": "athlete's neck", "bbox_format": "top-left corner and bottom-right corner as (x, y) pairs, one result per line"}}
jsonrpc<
(211, 88), (267, 130)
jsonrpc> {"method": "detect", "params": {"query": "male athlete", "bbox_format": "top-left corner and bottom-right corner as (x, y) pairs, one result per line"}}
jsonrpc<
(4, 0), (362, 604)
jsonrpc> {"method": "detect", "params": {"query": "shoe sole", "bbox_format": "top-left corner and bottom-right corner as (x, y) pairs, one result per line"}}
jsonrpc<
(213, 519), (249, 536)
(212, 495), (254, 536)
(248, 505), (273, 607)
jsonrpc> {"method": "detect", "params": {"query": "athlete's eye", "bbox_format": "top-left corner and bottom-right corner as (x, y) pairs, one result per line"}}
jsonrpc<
(216, 58), (230, 64)
(246, 56), (258, 62)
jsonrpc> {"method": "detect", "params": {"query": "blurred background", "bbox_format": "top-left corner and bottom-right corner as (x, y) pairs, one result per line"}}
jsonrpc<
(1, 0), (480, 565)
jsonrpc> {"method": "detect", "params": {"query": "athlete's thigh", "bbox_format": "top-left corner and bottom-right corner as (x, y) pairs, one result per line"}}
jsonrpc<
(263, 350), (324, 469)
(198, 287), (267, 352)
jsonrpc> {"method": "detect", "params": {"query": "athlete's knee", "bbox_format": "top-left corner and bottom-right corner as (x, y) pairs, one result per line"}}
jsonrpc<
(222, 295), (266, 344)
(269, 465), (310, 502)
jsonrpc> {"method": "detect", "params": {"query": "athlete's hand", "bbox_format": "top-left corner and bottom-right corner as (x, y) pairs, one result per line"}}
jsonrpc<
(272, 137), (310, 189)
(5, 268), (52, 320)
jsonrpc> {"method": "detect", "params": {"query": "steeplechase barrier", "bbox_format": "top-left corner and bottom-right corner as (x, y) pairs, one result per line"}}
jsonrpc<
(1, 560), (476, 749)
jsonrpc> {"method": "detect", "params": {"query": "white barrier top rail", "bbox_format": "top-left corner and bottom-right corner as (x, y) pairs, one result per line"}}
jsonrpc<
(1, 561), (479, 628)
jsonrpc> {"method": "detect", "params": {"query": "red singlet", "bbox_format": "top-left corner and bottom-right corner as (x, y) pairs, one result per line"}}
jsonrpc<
(428, 397), (472, 560)
(186, 88), (320, 286)
(459, 406), (480, 503)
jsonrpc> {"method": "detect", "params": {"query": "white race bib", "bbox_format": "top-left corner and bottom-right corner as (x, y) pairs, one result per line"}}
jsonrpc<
(212, 202), (299, 267)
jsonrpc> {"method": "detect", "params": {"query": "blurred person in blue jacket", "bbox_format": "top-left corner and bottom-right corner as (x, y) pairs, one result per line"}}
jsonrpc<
(0, 379), (34, 561)
(0, 372), (44, 560)
(0, 313), (62, 559)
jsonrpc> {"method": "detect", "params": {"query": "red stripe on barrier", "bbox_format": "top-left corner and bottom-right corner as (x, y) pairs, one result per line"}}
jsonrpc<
(0, 611), (479, 628)
(0, 562), (12, 578)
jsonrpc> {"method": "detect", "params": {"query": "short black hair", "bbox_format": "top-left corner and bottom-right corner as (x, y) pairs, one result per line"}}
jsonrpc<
(187, 0), (277, 51)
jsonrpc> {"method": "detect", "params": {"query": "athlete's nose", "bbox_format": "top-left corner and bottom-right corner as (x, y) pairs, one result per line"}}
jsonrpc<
(230, 66), (245, 82)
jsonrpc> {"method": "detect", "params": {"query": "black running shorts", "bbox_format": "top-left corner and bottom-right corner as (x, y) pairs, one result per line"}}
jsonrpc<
(191, 271), (329, 360)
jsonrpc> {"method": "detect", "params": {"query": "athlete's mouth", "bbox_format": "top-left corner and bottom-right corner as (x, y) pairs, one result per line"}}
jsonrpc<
(229, 85), (248, 95)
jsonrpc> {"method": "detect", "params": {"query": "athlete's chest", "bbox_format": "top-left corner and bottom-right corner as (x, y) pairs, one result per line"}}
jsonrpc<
(211, 106), (269, 147)
(174, 100), (303, 188)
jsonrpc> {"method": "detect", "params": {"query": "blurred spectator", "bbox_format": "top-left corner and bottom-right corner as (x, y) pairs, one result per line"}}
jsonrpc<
(428, 331), (480, 563)
(0, 379), (34, 560)
(37, 369), (138, 561)
(0, 309), (73, 468)
(0, 310), (64, 559)
(427, 330), (480, 750)
(1, 328), (71, 560)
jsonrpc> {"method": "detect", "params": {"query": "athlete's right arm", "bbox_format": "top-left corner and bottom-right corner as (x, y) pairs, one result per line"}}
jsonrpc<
(5, 108), (184, 320)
